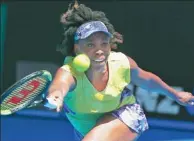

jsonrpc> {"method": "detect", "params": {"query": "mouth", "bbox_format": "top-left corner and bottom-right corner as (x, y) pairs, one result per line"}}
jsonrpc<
(92, 57), (106, 63)
(93, 59), (105, 62)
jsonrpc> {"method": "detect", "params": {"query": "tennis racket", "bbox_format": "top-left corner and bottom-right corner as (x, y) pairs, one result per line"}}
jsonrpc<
(0, 70), (53, 115)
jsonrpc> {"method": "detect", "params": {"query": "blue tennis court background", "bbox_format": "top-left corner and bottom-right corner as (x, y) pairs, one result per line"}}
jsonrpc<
(1, 109), (194, 141)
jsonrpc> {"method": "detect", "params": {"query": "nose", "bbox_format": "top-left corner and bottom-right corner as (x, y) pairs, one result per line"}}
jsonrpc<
(95, 49), (104, 56)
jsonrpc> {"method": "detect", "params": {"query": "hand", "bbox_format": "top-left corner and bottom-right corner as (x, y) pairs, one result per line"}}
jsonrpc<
(175, 91), (194, 106)
(46, 90), (64, 112)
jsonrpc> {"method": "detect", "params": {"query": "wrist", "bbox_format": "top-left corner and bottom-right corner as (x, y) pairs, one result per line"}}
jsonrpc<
(48, 89), (64, 97)
(164, 87), (179, 100)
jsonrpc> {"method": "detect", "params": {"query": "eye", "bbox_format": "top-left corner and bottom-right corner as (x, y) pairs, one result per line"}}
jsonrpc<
(102, 42), (109, 47)
(87, 43), (94, 48)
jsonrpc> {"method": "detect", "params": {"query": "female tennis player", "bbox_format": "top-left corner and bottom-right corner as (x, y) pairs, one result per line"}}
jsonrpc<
(47, 2), (194, 141)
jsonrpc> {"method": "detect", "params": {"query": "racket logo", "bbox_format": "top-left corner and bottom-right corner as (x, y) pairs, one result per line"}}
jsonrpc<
(7, 80), (40, 104)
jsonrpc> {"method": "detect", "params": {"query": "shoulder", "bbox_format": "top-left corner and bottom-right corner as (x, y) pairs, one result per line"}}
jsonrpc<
(60, 56), (78, 91)
(61, 56), (74, 71)
(61, 56), (80, 76)
(126, 56), (138, 70)
(109, 51), (138, 69)
(108, 51), (128, 61)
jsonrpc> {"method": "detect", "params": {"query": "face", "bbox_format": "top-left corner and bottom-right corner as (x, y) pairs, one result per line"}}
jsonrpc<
(74, 32), (111, 71)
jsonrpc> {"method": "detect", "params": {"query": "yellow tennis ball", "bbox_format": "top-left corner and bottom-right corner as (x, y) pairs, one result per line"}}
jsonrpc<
(73, 54), (90, 72)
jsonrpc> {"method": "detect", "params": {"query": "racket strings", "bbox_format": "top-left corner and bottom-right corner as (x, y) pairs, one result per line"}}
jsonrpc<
(1, 77), (48, 111)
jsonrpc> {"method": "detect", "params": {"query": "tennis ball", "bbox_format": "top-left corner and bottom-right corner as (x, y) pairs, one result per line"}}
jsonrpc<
(72, 54), (90, 72)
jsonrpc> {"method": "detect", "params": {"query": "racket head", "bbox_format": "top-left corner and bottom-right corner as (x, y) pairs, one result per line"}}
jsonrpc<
(0, 70), (52, 115)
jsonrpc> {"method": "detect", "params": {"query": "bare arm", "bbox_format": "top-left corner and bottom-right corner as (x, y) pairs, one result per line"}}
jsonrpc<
(47, 67), (76, 111)
(128, 56), (194, 105)
(48, 68), (75, 96)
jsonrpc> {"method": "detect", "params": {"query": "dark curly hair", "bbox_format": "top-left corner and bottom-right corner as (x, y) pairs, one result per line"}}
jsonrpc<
(57, 1), (123, 56)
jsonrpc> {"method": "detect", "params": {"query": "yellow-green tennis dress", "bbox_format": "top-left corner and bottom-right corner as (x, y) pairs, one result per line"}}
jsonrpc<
(61, 51), (136, 136)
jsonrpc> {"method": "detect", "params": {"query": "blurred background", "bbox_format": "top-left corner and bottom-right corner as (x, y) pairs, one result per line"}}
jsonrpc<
(1, 1), (194, 141)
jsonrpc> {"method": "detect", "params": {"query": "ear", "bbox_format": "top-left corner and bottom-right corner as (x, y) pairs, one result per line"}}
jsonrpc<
(74, 44), (79, 55)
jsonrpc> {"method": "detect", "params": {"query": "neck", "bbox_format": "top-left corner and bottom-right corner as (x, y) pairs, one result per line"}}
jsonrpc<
(86, 63), (108, 81)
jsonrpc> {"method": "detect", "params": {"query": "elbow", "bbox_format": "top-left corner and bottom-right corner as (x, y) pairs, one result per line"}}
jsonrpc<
(138, 72), (155, 91)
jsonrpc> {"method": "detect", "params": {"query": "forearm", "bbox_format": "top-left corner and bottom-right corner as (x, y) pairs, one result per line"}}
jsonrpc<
(48, 82), (69, 97)
(147, 73), (178, 99)
(48, 68), (73, 98)
(129, 57), (193, 106)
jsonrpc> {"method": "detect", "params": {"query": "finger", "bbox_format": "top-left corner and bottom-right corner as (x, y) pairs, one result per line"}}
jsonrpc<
(57, 106), (60, 112)
(56, 100), (63, 112)
(57, 105), (62, 112)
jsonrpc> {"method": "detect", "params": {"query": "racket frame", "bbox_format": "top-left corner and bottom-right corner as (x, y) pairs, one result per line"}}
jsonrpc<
(0, 70), (52, 115)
